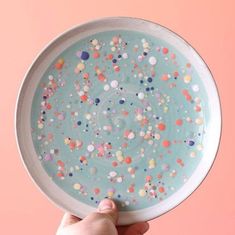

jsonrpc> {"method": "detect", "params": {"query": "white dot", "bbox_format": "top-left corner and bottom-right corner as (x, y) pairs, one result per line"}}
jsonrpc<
(110, 80), (119, 88)
(128, 132), (135, 140)
(83, 85), (89, 92)
(192, 84), (199, 92)
(122, 53), (128, 59)
(104, 84), (110, 91)
(87, 144), (95, 152)
(48, 75), (54, 80)
(85, 113), (91, 120)
(138, 92), (145, 100)
(149, 56), (157, 65)
(117, 177), (123, 183)
(109, 171), (117, 177)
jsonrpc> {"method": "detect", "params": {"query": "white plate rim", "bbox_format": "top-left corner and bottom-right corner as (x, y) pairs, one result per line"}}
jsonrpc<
(15, 16), (222, 225)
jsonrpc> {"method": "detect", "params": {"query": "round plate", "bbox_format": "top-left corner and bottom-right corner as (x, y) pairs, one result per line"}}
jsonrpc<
(16, 17), (221, 225)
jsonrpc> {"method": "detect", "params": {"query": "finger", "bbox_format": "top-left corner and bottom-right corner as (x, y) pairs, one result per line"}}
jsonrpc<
(97, 199), (118, 225)
(117, 222), (149, 235)
(59, 213), (81, 228)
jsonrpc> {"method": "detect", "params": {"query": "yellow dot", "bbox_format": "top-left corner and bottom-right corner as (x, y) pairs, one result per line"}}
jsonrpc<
(107, 191), (114, 197)
(76, 62), (85, 71)
(148, 159), (156, 169)
(117, 155), (124, 162)
(64, 138), (70, 145)
(139, 189), (147, 197)
(184, 75), (192, 83)
(195, 117), (203, 125)
(73, 183), (81, 190)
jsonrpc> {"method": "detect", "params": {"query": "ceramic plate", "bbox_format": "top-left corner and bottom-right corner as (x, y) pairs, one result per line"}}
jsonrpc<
(16, 17), (221, 225)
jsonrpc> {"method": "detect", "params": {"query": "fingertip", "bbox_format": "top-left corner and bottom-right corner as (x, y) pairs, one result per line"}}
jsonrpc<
(97, 199), (118, 224)
(60, 213), (81, 227)
(98, 199), (117, 211)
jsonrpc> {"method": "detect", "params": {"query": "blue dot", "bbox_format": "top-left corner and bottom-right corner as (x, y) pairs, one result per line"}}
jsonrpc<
(77, 121), (82, 126)
(95, 98), (100, 104)
(112, 59), (117, 63)
(146, 87), (150, 91)
(147, 77), (153, 83)
(81, 51), (89, 60)
(119, 99), (125, 104)
(188, 140), (195, 146)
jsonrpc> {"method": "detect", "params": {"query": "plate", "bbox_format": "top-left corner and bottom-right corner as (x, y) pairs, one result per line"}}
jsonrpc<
(16, 17), (221, 225)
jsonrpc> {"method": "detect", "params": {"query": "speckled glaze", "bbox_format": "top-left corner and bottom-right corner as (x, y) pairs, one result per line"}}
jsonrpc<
(31, 29), (209, 211)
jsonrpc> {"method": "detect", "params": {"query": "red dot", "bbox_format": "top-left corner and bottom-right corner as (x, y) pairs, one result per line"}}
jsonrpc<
(175, 119), (183, 126)
(157, 122), (166, 131)
(80, 95), (88, 102)
(162, 47), (169, 54)
(162, 140), (171, 148)
(112, 161), (118, 167)
(93, 51), (100, 59)
(57, 171), (64, 177)
(125, 156), (132, 164)
(128, 186), (134, 193)
(46, 103), (52, 110)
(57, 160), (64, 167)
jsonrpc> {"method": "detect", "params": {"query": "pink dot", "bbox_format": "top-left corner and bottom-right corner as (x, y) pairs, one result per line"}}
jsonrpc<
(94, 188), (100, 195)
(162, 47), (169, 54)
(146, 175), (152, 182)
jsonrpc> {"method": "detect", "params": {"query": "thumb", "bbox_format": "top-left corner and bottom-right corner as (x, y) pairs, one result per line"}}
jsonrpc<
(97, 199), (118, 225)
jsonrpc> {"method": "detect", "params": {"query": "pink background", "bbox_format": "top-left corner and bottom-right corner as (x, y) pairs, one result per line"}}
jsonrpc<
(1, 0), (234, 234)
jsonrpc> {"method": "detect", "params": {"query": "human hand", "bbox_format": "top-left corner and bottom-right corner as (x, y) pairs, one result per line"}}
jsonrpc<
(56, 199), (149, 235)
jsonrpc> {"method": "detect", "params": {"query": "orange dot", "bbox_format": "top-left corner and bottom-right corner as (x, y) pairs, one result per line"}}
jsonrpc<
(98, 73), (106, 82)
(80, 156), (86, 161)
(158, 186), (165, 193)
(161, 74), (169, 81)
(125, 156), (132, 164)
(106, 54), (113, 60)
(157, 122), (166, 131)
(162, 140), (171, 148)
(176, 119), (183, 126)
